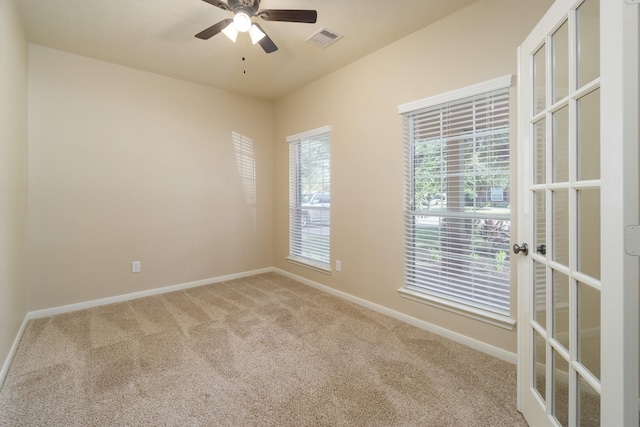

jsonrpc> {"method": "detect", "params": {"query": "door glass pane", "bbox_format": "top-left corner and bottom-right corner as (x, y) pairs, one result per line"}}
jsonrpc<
(579, 375), (601, 426)
(577, 0), (600, 88)
(553, 349), (570, 427)
(534, 260), (546, 328)
(553, 189), (569, 266)
(533, 328), (547, 402)
(534, 44), (547, 114)
(534, 191), (546, 257)
(577, 88), (601, 181)
(553, 106), (569, 183)
(552, 20), (569, 103)
(577, 189), (601, 279)
(534, 119), (547, 184)
(579, 282), (601, 380)
(553, 270), (570, 351)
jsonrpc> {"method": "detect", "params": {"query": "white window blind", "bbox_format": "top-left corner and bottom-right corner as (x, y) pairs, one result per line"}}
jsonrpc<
(288, 127), (330, 270)
(401, 82), (511, 316)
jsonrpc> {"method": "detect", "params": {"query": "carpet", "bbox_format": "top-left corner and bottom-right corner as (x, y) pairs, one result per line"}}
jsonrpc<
(0, 273), (526, 426)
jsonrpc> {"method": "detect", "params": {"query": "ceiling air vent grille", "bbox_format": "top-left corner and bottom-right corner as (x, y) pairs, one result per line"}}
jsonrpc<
(306, 27), (343, 48)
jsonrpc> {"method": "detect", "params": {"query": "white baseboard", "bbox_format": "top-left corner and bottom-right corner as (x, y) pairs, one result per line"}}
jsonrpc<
(274, 268), (517, 364)
(0, 316), (30, 389)
(27, 267), (273, 320)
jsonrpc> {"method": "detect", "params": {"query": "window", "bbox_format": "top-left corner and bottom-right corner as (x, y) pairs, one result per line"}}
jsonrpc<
(399, 76), (513, 322)
(287, 126), (331, 272)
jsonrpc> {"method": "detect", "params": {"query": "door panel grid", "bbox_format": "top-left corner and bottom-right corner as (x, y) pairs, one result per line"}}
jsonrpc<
(519, 0), (638, 425)
(522, 1), (602, 425)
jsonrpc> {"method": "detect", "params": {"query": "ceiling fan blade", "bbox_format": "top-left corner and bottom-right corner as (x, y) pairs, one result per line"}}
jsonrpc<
(258, 9), (317, 23)
(201, 0), (230, 11)
(195, 19), (232, 40)
(253, 23), (278, 53)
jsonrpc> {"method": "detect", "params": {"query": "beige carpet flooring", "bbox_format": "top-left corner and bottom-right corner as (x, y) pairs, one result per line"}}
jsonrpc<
(0, 273), (526, 426)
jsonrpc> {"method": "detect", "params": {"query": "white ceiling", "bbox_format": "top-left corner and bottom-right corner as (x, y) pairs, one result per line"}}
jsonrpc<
(17, 0), (478, 101)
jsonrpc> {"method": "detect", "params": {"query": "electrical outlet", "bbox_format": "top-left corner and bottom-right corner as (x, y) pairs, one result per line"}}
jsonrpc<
(132, 261), (141, 273)
(335, 260), (342, 272)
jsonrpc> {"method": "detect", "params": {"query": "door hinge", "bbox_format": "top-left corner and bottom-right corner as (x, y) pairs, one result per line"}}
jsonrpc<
(625, 225), (640, 255)
(626, 0), (640, 4)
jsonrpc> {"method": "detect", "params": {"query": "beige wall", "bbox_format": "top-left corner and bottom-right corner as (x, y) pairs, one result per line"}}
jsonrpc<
(0, 0), (29, 369)
(273, 0), (553, 353)
(27, 45), (274, 310)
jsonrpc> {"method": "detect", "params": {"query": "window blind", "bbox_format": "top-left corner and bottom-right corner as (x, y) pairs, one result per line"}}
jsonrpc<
(402, 86), (511, 316)
(288, 127), (331, 268)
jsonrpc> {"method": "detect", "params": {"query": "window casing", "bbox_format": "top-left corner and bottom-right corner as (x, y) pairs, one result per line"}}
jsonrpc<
(400, 77), (512, 320)
(287, 126), (331, 271)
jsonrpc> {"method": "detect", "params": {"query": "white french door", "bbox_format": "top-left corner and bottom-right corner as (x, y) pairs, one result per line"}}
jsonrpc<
(517, 1), (638, 426)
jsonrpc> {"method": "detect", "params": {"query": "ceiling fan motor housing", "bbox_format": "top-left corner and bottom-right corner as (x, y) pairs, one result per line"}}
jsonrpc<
(228, 0), (260, 14)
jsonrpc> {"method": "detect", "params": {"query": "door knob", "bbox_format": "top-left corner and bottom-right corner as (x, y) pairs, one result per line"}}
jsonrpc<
(513, 243), (529, 256)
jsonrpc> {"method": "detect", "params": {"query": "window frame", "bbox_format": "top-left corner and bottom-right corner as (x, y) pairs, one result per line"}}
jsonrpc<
(398, 76), (516, 330)
(286, 126), (331, 273)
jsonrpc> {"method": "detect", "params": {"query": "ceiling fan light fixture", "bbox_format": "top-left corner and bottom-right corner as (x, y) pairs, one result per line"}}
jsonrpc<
(233, 12), (252, 33)
(248, 24), (266, 44)
(222, 22), (239, 42)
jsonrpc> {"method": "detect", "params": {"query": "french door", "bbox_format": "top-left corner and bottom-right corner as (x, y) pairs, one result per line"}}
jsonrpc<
(517, 1), (638, 426)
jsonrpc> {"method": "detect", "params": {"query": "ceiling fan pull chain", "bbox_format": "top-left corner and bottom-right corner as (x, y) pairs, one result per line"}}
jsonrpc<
(242, 34), (247, 74)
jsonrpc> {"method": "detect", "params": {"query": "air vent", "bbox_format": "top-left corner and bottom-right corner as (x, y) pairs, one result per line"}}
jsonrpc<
(306, 27), (343, 48)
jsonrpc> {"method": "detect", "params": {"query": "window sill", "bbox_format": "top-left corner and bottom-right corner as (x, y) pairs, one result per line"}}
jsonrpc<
(398, 288), (516, 330)
(286, 257), (332, 275)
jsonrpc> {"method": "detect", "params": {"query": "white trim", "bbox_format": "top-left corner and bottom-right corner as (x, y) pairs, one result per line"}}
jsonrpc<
(398, 288), (516, 330)
(397, 74), (513, 114)
(285, 125), (331, 143)
(286, 256), (331, 275)
(600, 1), (639, 424)
(274, 268), (517, 364)
(27, 267), (273, 319)
(0, 316), (30, 389)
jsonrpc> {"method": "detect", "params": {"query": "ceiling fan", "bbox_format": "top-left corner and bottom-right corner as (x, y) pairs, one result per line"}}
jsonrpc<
(195, 0), (318, 53)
